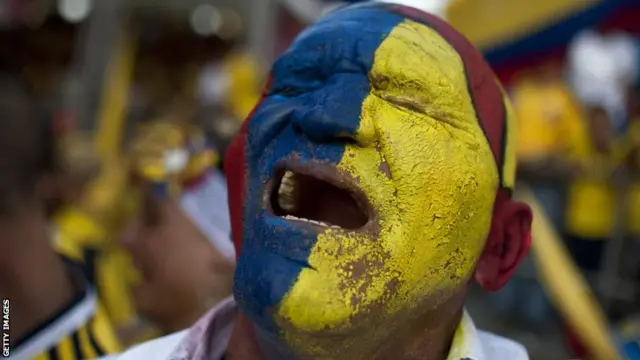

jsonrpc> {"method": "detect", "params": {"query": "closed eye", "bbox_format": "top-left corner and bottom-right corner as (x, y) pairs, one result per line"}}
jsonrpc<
(375, 92), (466, 132)
(369, 74), (429, 115)
(379, 94), (427, 114)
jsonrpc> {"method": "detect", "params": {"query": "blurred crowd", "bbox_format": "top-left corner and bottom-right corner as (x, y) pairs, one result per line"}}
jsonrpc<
(488, 25), (640, 358)
(1, 1), (640, 360)
(0, 5), (263, 359)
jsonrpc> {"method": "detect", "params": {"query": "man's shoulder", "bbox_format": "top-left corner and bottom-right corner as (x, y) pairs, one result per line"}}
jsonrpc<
(477, 330), (529, 360)
(102, 331), (188, 360)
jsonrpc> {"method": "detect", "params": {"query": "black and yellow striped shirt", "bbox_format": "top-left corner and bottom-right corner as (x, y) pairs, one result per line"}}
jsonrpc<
(10, 261), (120, 360)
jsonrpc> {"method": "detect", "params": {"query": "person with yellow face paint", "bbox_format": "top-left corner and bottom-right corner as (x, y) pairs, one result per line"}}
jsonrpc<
(108, 3), (532, 360)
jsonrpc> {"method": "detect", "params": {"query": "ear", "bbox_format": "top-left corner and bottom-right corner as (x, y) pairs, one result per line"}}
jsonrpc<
(475, 190), (532, 291)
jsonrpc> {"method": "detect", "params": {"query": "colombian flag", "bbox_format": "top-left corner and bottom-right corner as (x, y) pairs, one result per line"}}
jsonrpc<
(447, 0), (640, 83)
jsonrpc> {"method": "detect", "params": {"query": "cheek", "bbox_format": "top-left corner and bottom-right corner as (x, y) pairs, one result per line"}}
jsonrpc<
(152, 225), (218, 286)
(279, 231), (397, 332)
(370, 111), (497, 294)
(132, 223), (190, 281)
(136, 240), (205, 314)
(394, 147), (495, 285)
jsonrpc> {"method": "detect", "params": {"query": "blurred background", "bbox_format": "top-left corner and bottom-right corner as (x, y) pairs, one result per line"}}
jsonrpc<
(2, 0), (640, 359)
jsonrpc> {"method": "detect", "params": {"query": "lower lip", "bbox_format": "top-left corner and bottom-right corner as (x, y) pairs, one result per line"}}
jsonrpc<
(280, 215), (339, 229)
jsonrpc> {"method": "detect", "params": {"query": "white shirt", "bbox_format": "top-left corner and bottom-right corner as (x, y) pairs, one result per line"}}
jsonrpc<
(98, 332), (187, 360)
(107, 297), (528, 360)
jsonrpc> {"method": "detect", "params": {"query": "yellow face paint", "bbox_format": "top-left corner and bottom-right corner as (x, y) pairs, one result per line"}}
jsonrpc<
(276, 20), (499, 358)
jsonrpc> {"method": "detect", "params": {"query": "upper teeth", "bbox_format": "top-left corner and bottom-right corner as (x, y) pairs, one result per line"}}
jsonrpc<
(278, 171), (297, 212)
(277, 171), (340, 229)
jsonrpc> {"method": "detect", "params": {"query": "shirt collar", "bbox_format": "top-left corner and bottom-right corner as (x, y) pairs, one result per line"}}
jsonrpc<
(169, 296), (236, 360)
(446, 311), (485, 360)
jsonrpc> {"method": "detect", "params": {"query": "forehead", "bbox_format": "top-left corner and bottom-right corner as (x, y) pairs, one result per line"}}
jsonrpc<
(269, 6), (464, 95)
(267, 5), (484, 142)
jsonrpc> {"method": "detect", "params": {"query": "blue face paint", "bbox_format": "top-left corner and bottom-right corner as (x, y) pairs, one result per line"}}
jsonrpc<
(233, 4), (405, 336)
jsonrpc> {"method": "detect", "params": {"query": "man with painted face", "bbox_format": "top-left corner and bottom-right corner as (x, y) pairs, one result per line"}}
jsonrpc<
(111, 2), (532, 360)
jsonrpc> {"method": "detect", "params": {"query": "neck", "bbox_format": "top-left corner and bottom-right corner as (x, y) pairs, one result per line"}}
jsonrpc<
(381, 307), (463, 360)
(228, 293), (467, 360)
(0, 212), (77, 345)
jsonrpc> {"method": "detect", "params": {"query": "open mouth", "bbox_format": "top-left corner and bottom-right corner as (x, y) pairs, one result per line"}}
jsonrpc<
(270, 169), (369, 230)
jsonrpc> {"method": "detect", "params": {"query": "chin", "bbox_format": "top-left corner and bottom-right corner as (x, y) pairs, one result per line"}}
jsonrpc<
(268, 284), (468, 360)
(276, 288), (375, 335)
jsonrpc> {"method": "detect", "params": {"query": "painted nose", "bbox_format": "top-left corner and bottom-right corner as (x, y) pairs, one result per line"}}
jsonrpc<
(290, 77), (376, 147)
